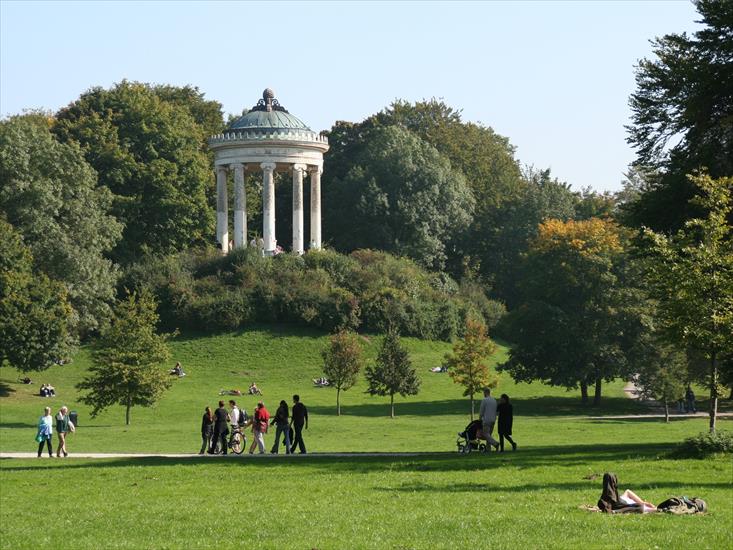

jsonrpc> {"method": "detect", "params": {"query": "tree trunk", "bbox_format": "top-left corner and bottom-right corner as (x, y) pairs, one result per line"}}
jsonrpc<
(663, 398), (669, 423)
(593, 378), (602, 407)
(470, 393), (475, 420)
(125, 398), (131, 426)
(710, 352), (718, 434)
(336, 387), (341, 416)
(580, 382), (589, 404)
(390, 393), (395, 419)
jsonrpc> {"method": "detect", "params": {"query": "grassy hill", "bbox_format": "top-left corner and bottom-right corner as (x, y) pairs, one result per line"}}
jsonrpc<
(0, 323), (718, 453)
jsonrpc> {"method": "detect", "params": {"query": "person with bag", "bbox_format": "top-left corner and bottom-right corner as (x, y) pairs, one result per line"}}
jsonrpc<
(200, 406), (214, 455)
(248, 401), (270, 454)
(55, 406), (72, 457)
(36, 406), (54, 458)
(270, 400), (291, 454)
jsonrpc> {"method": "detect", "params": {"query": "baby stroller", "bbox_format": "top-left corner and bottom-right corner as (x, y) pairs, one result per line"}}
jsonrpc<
(456, 419), (487, 454)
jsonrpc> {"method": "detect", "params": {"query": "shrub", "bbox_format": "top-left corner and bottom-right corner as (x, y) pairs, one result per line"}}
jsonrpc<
(672, 431), (733, 458)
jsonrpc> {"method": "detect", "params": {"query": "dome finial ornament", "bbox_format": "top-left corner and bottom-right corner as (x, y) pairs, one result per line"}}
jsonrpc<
(251, 88), (287, 114)
(263, 88), (275, 111)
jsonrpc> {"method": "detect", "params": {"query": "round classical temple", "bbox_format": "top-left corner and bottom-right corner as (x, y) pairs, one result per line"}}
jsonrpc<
(208, 89), (329, 255)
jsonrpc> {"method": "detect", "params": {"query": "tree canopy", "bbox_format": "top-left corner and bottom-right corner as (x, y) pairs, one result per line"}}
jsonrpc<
(0, 113), (122, 335)
(321, 330), (365, 415)
(365, 329), (420, 417)
(53, 81), (221, 262)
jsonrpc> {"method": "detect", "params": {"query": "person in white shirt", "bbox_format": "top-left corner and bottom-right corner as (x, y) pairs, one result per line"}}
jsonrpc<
(228, 400), (240, 432)
(478, 388), (500, 451)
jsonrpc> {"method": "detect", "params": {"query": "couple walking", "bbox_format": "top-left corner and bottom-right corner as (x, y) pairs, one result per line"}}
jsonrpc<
(478, 389), (516, 452)
(270, 394), (308, 454)
(36, 406), (74, 458)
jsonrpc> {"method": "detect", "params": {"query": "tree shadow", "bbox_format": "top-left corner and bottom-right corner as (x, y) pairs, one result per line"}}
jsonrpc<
(0, 382), (15, 397)
(0, 422), (35, 429)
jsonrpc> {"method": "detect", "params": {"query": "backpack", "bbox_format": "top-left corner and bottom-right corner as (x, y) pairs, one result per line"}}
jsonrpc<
(657, 497), (707, 514)
(238, 409), (248, 427)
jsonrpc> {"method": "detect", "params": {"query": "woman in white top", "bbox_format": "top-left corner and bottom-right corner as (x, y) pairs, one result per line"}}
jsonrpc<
(36, 406), (54, 458)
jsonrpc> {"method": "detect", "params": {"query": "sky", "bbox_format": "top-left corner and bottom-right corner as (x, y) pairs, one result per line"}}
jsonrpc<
(0, 0), (702, 192)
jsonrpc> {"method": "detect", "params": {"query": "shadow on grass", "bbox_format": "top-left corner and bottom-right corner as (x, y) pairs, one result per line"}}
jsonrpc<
(172, 323), (328, 344)
(5, 442), (725, 474)
(309, 396), (649, 418)
(0, 381), (16, 397)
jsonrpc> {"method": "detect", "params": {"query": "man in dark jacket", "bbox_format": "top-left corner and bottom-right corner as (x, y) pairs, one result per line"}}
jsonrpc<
(290, 394), (308, 454)
(210, 400), (230, 455)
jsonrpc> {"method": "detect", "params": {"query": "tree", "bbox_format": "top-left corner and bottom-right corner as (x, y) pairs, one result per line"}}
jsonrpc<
(365, 329), (420, 418)
(321, 330), (365, 415)
(77, 291), (172, 425)
(325, 126), (474, 270)
(443, 319), (498, 419)
(639, 174), (733, 432)
(625, 0), (733, 231)
(53, 81), (219, 262)
(499, 218), (645, 405)
(631, 333), (688, 423)
(0, 218), (73, 371)
(0, 114), (122, 335)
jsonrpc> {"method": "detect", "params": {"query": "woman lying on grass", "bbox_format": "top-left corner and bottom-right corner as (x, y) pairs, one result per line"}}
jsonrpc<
(598, 472), (657, 513)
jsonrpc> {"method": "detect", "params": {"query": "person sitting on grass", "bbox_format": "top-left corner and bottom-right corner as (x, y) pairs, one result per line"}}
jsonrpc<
(598, 472), (657, 513)
(248, 382), (262, 395)
(169, 362), (186, 377)
(313, 377), (329, 387)
(20, 376), (32, 385)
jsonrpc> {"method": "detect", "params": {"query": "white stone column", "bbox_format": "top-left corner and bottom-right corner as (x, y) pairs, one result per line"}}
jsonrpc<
(309, 167), (322, 249)
(261, 162), (277, 254)
(233, 163), (246, 249)
(216, 165), (229, 254)
(292, 164), (306, 255)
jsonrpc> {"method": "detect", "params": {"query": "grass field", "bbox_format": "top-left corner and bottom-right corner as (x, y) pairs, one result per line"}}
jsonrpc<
(1, 324), (731, 549)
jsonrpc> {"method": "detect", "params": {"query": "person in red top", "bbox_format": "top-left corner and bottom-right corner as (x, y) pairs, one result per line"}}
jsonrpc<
(248, 401), (270, 454)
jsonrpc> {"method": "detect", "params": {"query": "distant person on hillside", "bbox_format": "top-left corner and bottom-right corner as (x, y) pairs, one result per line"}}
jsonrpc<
(249, 401), (270, 454)
(598, 472), (657, 513)
(478, 388), (500, 452)
(36, 406), (54, 458)
(496, 394), (517, 452)
(200, 406), (214, 455)
(290, 394), (308, 454)
(270, 400), (291, 454)
(55, 406), (72, 457)
(685, 386), (696, 413)
(170, 362), (186, 377)
(209, 400), (229, 455)
(219, 389), (242, 396)
(248, 382), (262, 395)
(20, 377), (32, 384)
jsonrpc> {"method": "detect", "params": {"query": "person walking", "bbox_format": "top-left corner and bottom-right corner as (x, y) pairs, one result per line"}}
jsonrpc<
(478, 388), (500, 452)
(209, 400), (229, 455)
(228, 400), (240, 433)
(200, 406), (214, 455)
(290, 394), (308, 454)
(685, 386), (696, 413)
(36, 406), (54, 458)
(270, 400), (291, 454)
(55, 406), (71, 457)
(496, 394), (517, 452)
(249, 401), (270, 454)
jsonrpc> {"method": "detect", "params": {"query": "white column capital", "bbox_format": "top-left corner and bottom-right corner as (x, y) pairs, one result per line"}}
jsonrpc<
(260, 162), (277, 173)
(292, 163), (308, 173)
(217, 165), (228, 174)
(308, 166), (323, 176)
(231, 162), (246, 171)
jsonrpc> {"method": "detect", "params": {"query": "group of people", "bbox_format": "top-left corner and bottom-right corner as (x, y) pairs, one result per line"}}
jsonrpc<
(39, 383), (56, 397)
(36, 406), (74, 458)
(677, 386), (696, 413)
(200, 394), (308, 455)
(478, 388), (516, 452)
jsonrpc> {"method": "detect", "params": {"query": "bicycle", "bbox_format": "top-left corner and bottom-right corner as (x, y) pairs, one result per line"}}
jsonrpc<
(227, 426), (246, 455)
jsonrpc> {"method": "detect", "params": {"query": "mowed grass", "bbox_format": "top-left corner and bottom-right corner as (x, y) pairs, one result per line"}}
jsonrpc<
(1, 324), (731, 549)
(1, 450), (731, 549)
(0, 324), (658, 454)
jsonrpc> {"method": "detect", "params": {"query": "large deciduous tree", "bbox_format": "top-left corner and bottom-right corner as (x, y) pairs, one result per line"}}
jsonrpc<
(53, 81), (220, 262)
(0, 219), (73, 371)
(499, 218), (644, 405)
(325, 126), (474, 270)
(77, 291), (172, 425)
(365, 329), (420, 418)
(625, 0), (733, 231)
(443, 319), (498, 419)
(321, 330), (365, 416)
(0, 114), (122, 336)
(639, 174), (733, 432)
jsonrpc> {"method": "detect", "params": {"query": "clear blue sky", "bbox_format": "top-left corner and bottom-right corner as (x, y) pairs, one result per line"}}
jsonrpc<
(1, 0), (701, 192)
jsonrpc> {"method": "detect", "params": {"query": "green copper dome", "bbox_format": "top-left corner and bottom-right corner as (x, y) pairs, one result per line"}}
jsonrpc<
(228, 88), (311, 131)
(229, 109), (310, 131)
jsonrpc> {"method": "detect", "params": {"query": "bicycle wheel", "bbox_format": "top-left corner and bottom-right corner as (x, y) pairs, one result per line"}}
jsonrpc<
(230, 432), (244, 454)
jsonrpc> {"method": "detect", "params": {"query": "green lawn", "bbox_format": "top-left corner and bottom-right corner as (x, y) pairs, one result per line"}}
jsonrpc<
(0, 324), (659, 454)
(1, 324), (731, 549)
